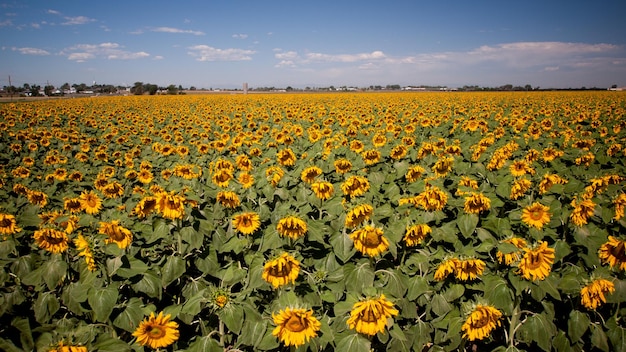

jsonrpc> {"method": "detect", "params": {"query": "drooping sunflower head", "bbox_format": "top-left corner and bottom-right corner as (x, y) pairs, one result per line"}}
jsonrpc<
(0, 213), (21, 238)
(262, 252), (300, 288)
(132, 312), (180, 349)
(521, 202), (551, 229)
(334, 159), (352, 174)
(311, 181), (334, 201)
(99, 220), (133, 249)
(272, 307), (321, 347)
(403, 223), (431, 247)
(232, 211), (261, 235)
(133, 196), (158, 218)
(300, 166), (323, 184)
(405, 165), (425, 183)
(347, 294), (399, 336)
(345, 204), (374, 228)
(454, 258), (486, 281)
(598, 236), (626, 271)
(155, 191), (186, 220)
(463, 192), (491, 214)
(416, 186), (448, 212)
(496, 237), (528, 265)
(580, 278), (615, 310)
(276, 216), (308, 239)
(461, 304), (502, 341)
(33, 228), (69, 253)
(569, 197), (596, 227)
(47, 341), (88, 352)
(518, 241), (555, 281)
(341, 175), (370, 198)
(432, 156), (454, 177)
(216, 191), (241, 208)
(101, 181), (124, 199)
(63, 197), (84, 214)
(349, 225), (389, 257)
(434, 258), (460, 281)
(277, 148), (297, 166)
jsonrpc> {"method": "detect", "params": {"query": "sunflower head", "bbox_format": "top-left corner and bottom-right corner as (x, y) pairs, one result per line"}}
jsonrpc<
(232, 211), (261, 235)
(518, 241), (555, 281)
(132, 312), (180, 349)
(461, 304), (502, 341)
(347, 294), (399, 336)
(403, 224), (431, 247)
(521, 202), (551, 229)
(262, 252), (300, 288)
(276, 216), (308, 240)
(311, 181), (334, 201)
(349, 225), (389, 257)
(272, 307), (321, 347)
(598, 236), (626, 271)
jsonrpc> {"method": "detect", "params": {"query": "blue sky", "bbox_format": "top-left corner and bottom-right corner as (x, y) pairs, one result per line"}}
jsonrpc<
(2, 0), (626, 89)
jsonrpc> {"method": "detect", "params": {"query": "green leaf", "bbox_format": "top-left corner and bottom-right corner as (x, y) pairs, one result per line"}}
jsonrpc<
(161, 256), (186, 288)
(221, 264), (248, 286)
(34, 291), (60, 323)
(148, 218), (170, 244)
(606, 317), (626, 352)
(535, 275), (561, 300)
(88, 286), (118, 322)
(443, 284), (465, 302)
(132, 270), (162, 299)
(180, 226), (203, 251)
(483, 275), (514, 314)
(11, 317), (33, 351)
(93, 334), (133, 352)
(344, 261), (374, 295)
(431, 294), (452, 316)
(218, 304), (245, 335)
(187, 336), (222, 352)
(239, 318), (267, 348)
(0, 338), (22, 352)
(591, 324), (610, 352)
(330, 230), (356, 263)
(406, 276), (429, 301)
(457, 213), (478, 238)
(335, 333), (371, 352)
(567, 310), (590, 343)
(113, 297), (144, 332)
(381, 269), (408, 298)
(42, 255), (67, 290)
(518, 313), (556, 351)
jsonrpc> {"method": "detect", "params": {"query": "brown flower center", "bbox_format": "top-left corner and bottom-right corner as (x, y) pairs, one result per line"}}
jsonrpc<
(363, 230), (381, 248)
(285, 314), (306, 332)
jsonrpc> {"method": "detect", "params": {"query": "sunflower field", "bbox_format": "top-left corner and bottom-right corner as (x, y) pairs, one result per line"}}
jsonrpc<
(0, 91), (625, 352)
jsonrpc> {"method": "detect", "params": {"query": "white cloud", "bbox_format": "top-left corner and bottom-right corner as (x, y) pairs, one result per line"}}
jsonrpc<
(187, 45), (255, 61)
(61, 42), (150, 62)
(232, 34), (248, 39)
(13, 47), (50, 55)
(62, 15), (95, 25)
(304, 50), (386, 63)
(46, 9), (61, 15)
(152, 27), (204, 35)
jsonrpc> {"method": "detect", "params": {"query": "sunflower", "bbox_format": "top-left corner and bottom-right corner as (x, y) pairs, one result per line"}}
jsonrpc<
(454, 258), (485, 281)
(334, 159), (352, 174)
(155, 191), (186, 220)
(0, 213), (21, 238)
(276, 216), (308, 239)
(390, 144), (408, 160)
(212, 168), (233, 188)
(132, 312), (179, 349)
(416, 186), (448, 211)
(266, 166), (284, 187)
(33, 228), (69, 253)
(614, 193), (626, 220)
(75, 191), (100, 215)
(99, 220), (133, 249)
(405, 165), (425, 183)
(538, 174), (568, 194)
(461, 305), (502, 341)
(101, 181), (124, 199)
(463, 192), (491, 214)
(509, 178), (532, 200)
(272, 307), (321, 347)
(510, 160), (535, 177)
(362, 149), (381, 165)
(262, 252), (300, 288)
(434, 258), (460, 281)
(598, 236), (626, 270)
(47, 341), (88, 352)
(569, 197), (596, 227)
(235, 155), (253, 171)
(403, 224), (431, 247)
(432, 156), (454, 177)
(347, 294), (399, 336)
(137, 169), (154, 184)
(521, 202), (551, 229)
(27, 190), (48, 207)
(580, 278), (615, 310)
(300, 166), (323, 184)
(233, 211), (261, 235)
(518, 241), (555, 281)
(216, 191), (241, 208)
(350, 225), (389, 257)
(311, 181), (334, 201)
(74, 234), (97, 271)
(173, 164), (202, 179)
(277, 148), (297, 166)
(133, 196), (158, 218)
(344, 204), (374, 228)
(238, 172), (255, 189)
(12, 166), (30, 178)
(496, 237), (527, 265)
(341, 175), (370, 198)
(63, 197), (83, 214)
